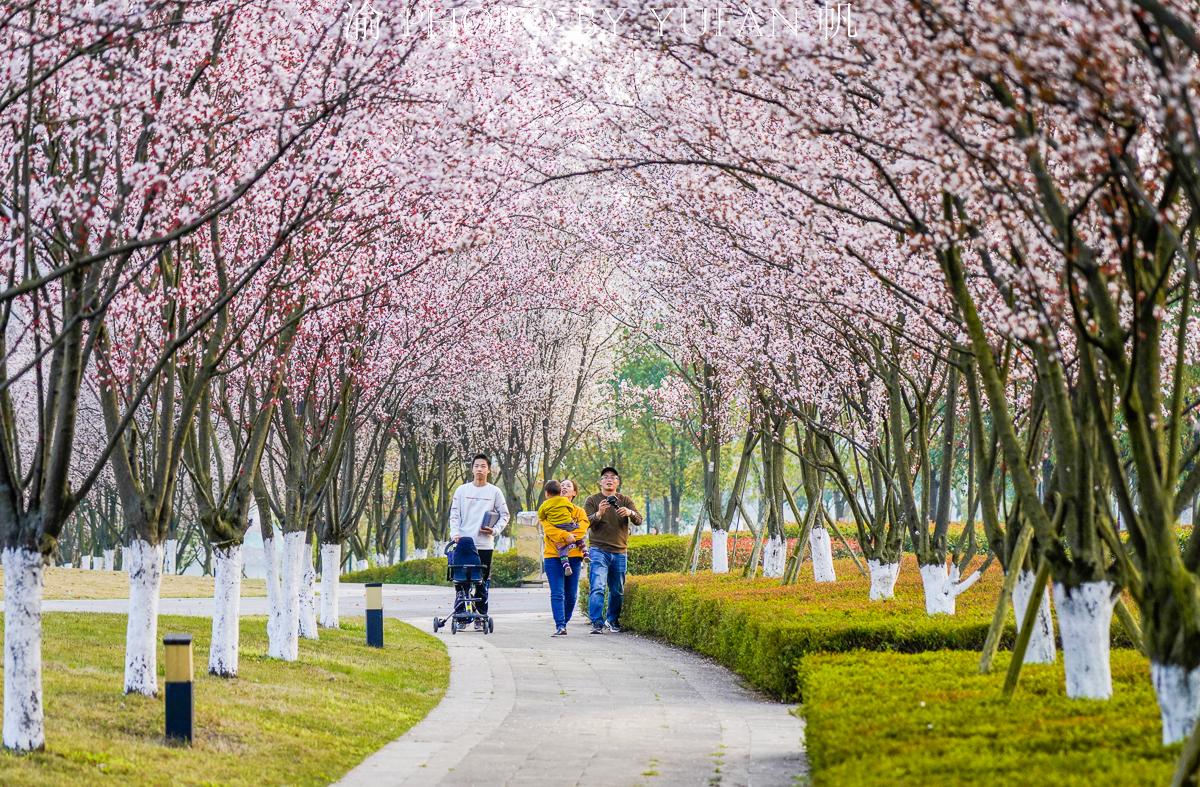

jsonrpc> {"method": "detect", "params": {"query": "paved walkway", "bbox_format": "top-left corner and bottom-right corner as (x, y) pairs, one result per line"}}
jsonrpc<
(47, 585), (806, 786)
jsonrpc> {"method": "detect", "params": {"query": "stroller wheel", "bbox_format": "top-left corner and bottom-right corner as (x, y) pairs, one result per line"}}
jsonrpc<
(450, 619), (458, 634)
(488, 617), (495, 633)
(433, 617), (440, 633)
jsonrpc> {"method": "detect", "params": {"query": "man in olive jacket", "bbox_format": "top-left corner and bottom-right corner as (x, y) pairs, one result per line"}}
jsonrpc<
(583, 466), (643, 634)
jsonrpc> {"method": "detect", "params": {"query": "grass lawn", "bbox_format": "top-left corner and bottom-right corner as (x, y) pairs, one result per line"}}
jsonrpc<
(0, 569), (267, 600)
(799, 648), (1176, 785)
(0, 613), (448, 785)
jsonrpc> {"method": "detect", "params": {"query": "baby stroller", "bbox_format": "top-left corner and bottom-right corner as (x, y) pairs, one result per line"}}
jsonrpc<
(433, 537), (495, 635)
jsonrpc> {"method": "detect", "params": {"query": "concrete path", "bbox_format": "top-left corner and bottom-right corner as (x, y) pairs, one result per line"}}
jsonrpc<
(47, 585), (807, 786)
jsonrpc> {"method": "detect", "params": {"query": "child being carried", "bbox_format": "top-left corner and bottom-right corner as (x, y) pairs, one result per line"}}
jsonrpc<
(538, 479), (585, 576)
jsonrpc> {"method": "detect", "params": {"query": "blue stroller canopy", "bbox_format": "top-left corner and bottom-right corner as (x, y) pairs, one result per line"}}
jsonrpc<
(449, 537), (483, 582)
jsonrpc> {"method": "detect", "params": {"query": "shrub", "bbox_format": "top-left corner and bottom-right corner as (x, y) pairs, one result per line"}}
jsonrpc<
(341, 550), (541, 588)
(626, 534), (709, 573)
(618, 556), (1135, 701)
(798, 649), (1173, 786)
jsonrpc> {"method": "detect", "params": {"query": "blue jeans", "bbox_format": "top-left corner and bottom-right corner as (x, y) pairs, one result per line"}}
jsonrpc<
(587, 548), (627, 626)
(544, 557), (583, 628)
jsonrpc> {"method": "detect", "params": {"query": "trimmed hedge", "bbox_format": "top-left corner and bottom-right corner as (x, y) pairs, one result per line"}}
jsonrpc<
(341, 550), (542, 587)
(799, 649), (1173, 785)
(618, 556), (1135, 701)
(343, 535), (698, 585)
(625, 534), (711, 574)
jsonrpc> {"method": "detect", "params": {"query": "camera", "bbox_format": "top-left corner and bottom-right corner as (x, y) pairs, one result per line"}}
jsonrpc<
(605, 495), (619, 507)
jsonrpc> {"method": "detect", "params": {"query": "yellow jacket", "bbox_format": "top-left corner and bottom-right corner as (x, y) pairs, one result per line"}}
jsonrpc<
(540, 499), (589, 559)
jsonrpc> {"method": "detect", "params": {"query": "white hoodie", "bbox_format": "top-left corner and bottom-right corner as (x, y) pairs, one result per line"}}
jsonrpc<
(448, 482), (510, 550)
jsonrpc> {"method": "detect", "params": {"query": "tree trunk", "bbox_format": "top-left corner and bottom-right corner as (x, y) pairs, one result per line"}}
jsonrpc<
(810, 525), (836, 583)
(1053, 581), (1115, 699)
(711, 529), (728, 574)
(1152, 663), (1200, 745)
(270, 531), (306, 661)
(1012, 570), (1056, 664)
(762, 535), (786, 578)
(320, 542), (341, 629)
(919, 562), (960, 616)
(163, 539), (177, 575)
(299, 537), (319, 640)
(209, 544), (243, 677)
(3, 548), (44, 751)
(867, 559), (900, 601)
(123, 540), (163, 696)
(263, 536), (283, 646)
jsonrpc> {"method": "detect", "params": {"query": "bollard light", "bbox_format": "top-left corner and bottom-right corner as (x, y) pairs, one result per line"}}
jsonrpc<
(366, 582), (384, 648)
(163, 633), (194, 744)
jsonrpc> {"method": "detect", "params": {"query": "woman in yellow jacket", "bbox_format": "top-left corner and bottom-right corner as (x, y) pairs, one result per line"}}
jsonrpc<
(540, 478), (589, 636)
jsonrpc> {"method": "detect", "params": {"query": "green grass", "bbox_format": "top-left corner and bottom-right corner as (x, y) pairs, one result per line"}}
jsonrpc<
(798, 649), (1175, 786)
(0, 613), (448, 785)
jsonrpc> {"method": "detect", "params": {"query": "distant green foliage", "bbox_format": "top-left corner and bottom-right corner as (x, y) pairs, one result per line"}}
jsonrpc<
(342, 550), (542, 587)
(799, 649), (1173, 786)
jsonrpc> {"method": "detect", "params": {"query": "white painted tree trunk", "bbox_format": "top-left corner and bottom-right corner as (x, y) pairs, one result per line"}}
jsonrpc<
(102, 548), (115, 571)
(1012, 570), (1056, 664)
(410, 548), (427, 560)
(762, 535), (786, 578)
(810, 526), (836, 583)
(356, 558), (368, 572)
(1053, 581), (1115, 699)
(262, 536), (282, 645)
(320, 543), (341, 629)
(920, 561), (987, 616)
(711, 529), (729, 574)
(123, 540), (163, 696)
(3, 547), (44, 751)
(81, 555), (91, 570)
(269, 531), (305, 661)
(1152, 662), (1200, 745)
(919, 562), (958, 615)
(867, 560), (900, 601)
(299, 540), (319, 640)
(209, 544), (243, 677)
(163, 539), (177, 575)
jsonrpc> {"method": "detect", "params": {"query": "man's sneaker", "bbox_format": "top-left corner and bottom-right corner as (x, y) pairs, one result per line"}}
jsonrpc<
(474, 620), (485, 631)
(605, 622), (621, 633)
(552, 627), (567, 636)
(590, 623), (606, 634)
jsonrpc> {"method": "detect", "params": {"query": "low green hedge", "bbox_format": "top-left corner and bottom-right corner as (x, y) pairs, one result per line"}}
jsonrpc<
(625, 534), (711, 574)
(799, 649), (1173, 785)
(617, 559), (1135, 701)
(343, 535), (695, 586)
(620, 567), (1012, 701)
(341, 550), (542, 588)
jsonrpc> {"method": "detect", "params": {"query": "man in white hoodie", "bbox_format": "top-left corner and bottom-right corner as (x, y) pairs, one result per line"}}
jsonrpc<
(449, 453), (510, 620)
